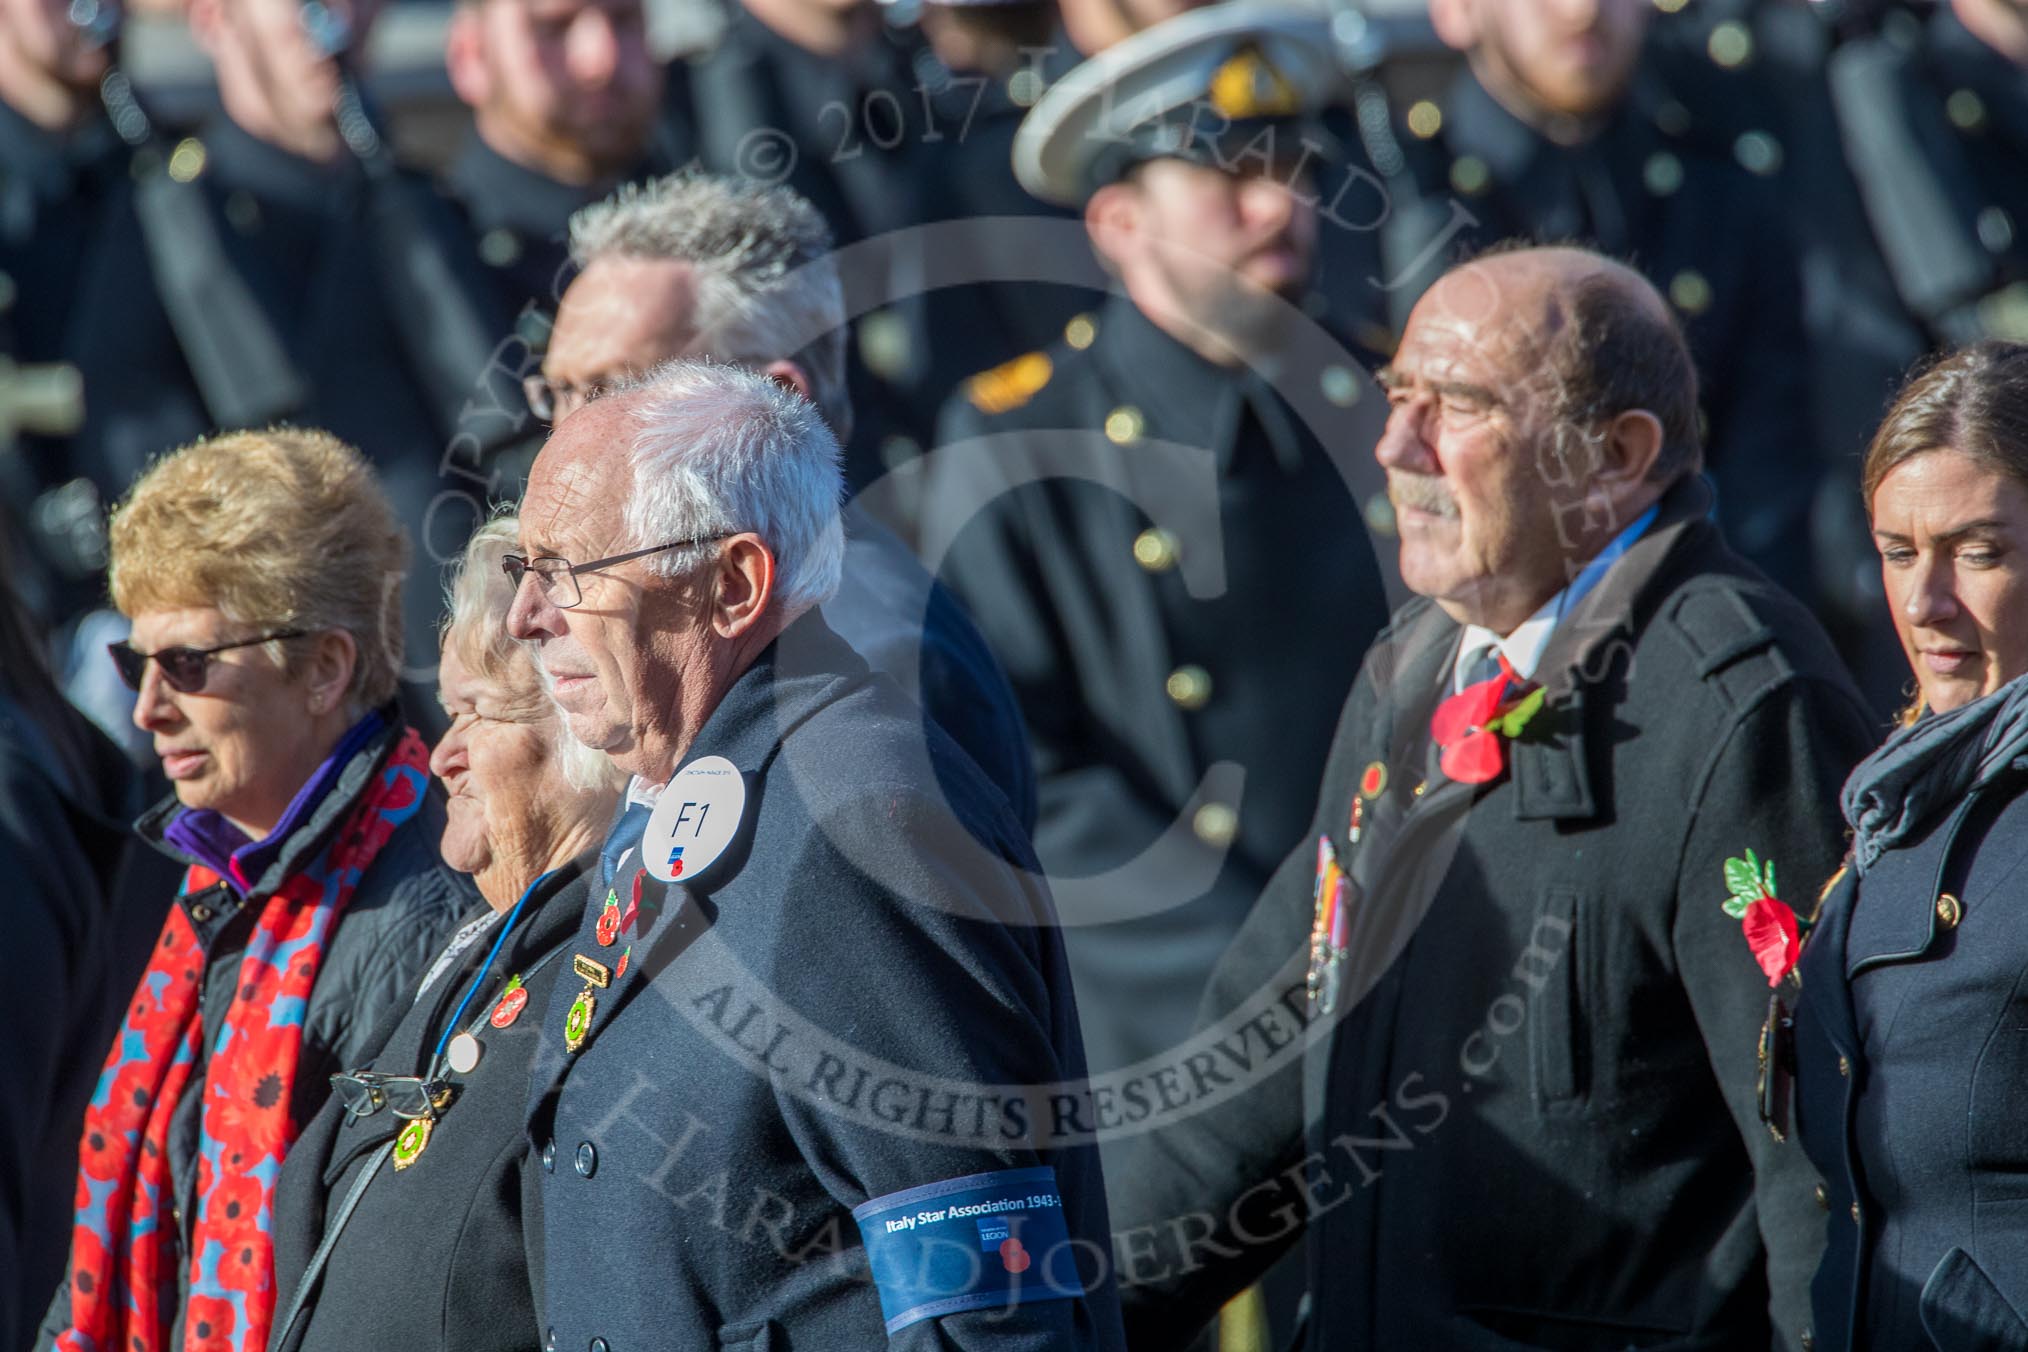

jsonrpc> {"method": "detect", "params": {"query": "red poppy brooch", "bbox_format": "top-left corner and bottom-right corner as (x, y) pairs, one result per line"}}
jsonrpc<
(1722, 850), (1808, 986)
(1428, 656), (1548, 785)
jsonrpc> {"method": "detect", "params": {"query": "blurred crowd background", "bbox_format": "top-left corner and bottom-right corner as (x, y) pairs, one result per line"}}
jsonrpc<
(6, 0), (2024, 753)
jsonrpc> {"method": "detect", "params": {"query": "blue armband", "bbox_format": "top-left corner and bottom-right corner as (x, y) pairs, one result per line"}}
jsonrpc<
(852, 1166), (1082, 1334)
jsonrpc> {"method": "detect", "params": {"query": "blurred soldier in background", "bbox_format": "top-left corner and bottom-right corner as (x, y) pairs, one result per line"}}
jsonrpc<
(929, 5), (1389, 1076)
(686, 0), (1139, 499)
(1824, 0), (2028, 352)
(7, 0), (521, 728)
(0, 0), (127, 627)
(1361, 0), (1822, 604)
(440, 0), (671, 321)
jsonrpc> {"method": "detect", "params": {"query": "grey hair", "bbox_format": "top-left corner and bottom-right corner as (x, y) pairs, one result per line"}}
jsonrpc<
(442, 512), (627, 795)
(612, 359), (845, 613)
(568, 172), (853, 443)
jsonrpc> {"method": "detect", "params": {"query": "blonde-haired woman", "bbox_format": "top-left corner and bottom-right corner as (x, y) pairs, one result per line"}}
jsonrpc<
(37, 429), (476, 1352)
(267, 514), (622, 1352)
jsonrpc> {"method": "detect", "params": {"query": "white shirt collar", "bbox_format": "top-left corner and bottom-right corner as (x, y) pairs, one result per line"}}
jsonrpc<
(1450, 503), (1661, 694)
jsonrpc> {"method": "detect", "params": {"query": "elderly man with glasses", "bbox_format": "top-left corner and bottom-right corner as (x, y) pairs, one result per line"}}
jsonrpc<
(503, 359), (1125, 1350)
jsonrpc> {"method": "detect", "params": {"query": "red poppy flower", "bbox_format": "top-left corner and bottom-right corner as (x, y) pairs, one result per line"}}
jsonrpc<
(184, 1294), (237, 1352)
(76, 1122), (127, 1181)
(1742, 896), (1801, 987)
(998, 1238), (1031, 1274)
(205, 1174), (266, 1234)
(218, 1233), (271, 1294)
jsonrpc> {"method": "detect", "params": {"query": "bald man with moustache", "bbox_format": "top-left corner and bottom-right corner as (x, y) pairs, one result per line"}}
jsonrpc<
(1099, 245), (1876, 1351)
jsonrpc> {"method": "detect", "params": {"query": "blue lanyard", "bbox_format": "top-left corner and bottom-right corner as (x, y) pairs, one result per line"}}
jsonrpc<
(432, 869), (557, 1063)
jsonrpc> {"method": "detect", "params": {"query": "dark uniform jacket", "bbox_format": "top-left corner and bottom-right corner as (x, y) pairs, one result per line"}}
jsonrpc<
(34, 717), (476, 1350)
(1105, 478), (1877, 1351)
(1794, 775), (2028, 1351)
(1367, 67), (1821, 602)
(0, 697), (164, 1352)
(524, 612), (1125, 1350)
(688, 6), (1091, 485)
(831, 503), (1038, 832)
(270, 860), (594, 1352)
(929, 294), (1390, 1073)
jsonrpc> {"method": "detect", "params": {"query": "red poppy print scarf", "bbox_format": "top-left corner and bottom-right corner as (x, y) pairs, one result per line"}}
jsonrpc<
(58, 730), (431, 1352)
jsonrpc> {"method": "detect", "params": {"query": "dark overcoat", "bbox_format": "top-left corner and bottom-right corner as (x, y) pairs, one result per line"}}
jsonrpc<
(929, 294), (1391, 1073)
(524, 613), (1126, 1350)
(1794, 771), (2028, 1351)
(1103, 479), (1878, 1350)
(268, 860), (594, 1352)
(34, 716), (477, 1350)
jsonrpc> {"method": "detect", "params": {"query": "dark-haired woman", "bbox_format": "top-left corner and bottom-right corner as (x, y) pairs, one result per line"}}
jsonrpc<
(1794, 340), (2028, 1351)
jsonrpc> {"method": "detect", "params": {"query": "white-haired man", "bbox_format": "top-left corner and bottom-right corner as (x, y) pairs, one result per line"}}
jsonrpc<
(505, 360), (1124, 1349)
(531, 171), (1037, 829)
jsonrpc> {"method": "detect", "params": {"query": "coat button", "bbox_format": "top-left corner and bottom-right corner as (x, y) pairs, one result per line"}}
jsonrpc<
(1813, 1183), (1828, 1210)
(589, 1340), (609, 1352)
(1104, 405), (1144, 445)
(575, 1141), (598, 1178)
(1166, 665), (1212, 710)
(1801, 1333), (1813, 1351)
(542, 1140), (556, 1173)
(1192, 803), (1238, 848)
(1936, 893), (1962, 930)
(1837, 1055), (1850, 1078)
(1850, 1201), (1861, 1223)
(1133, 528), (1179, 572)
(545, 1330), (556, 1352)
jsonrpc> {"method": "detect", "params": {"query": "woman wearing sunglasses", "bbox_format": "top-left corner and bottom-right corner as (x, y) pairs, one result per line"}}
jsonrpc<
(36, 429), (476, 1352)
(266, 514), (622, 1352)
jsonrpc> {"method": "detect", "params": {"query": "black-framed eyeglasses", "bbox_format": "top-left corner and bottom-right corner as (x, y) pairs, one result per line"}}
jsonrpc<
(331, 1071), (453, 1121)
(521, 372), (612, 424)
(500, 534), (735, 610)
(107, 628), (309, 694)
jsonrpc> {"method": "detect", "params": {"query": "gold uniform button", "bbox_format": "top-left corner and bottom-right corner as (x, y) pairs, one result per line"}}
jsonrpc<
(1642, 151), (1683, 197)
(1133, 528), (1179, 572)
(1936, 892), (1962, 930)
(1406, 100), (1443, 140)
(1837, 1054), (1851, 1078)
(1192, 802), (1239, 848)
(1814, 1183), (1828, 1210)
(1105, 406), (1145, 445)
(1801, 1332), (1813, 1352)
(1064, 313), (1097, 350)
(1412, 781), (1427, 798)
(1708, 20), (1753, 69)
(479, 227), (523, 268)
(1320, 364), (1361, 407)
(1850, 1201), (1861, 1223)
(1670, 270), (1713, 316)
(1166, 665), (1213, 710)
(1734, 130), (1783, 177)
(167, 137), (207, 183)
(1448, 155), (1490, 197)
(1948, 89), (1987, 132)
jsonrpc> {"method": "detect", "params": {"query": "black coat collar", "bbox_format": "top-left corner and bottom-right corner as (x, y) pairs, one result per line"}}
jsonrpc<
(443, 132), (613, 241)
(1091, 295), (1307, 474)
(1381, 476), (1719, 823)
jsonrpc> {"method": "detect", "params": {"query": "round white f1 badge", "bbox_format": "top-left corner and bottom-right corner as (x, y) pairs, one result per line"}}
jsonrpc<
(642, 754), (747, 883)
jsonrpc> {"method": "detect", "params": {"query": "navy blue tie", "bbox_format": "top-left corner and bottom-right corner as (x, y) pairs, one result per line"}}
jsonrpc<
(600, 799), (653, 892)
